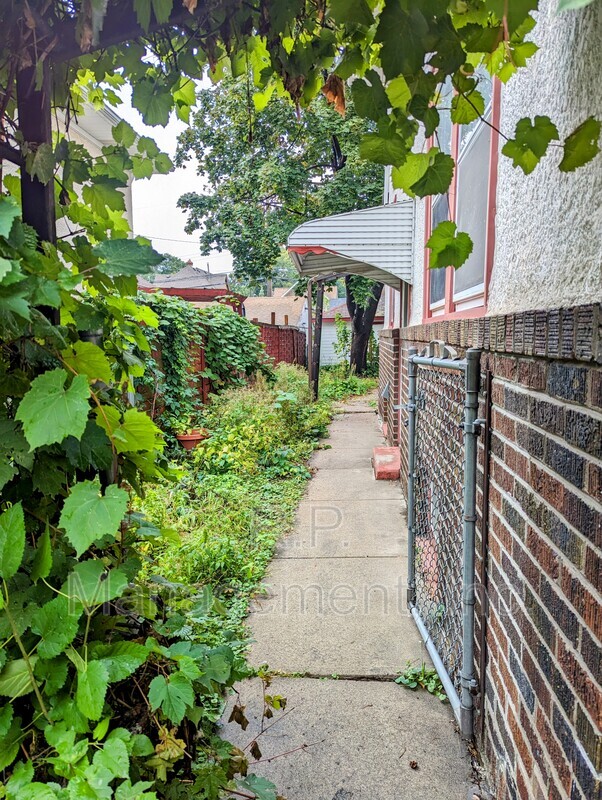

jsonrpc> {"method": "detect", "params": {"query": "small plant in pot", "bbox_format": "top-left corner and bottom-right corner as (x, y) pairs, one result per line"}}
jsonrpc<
(172, 414), (209, 450)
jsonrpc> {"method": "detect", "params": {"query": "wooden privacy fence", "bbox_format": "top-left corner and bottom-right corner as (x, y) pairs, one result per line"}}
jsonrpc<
(148, 323), (307, 418)
(255, 322), (306, 367)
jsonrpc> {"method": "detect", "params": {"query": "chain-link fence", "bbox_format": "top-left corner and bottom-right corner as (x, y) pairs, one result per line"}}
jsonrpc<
(413, 366), (465, 695)
(406, 347), (481, 737)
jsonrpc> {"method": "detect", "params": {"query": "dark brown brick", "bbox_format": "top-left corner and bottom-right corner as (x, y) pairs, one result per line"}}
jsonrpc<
(509, 647), (535, 712)
(575, 704), (602, 772)
(560, 309), (575, 359)
(493, 408), (517, 441)
(530, 398), (564, 436)
(547, 363), (588, 403)
(526, 527), (559, 580)
(590, 369), (602, 409)
(584, 547), (602, 593)
(562, 491), (601, 549)
(505, 386), (529, 419)
(581, 627), (602, 685)
(540, 576), (579, 647)
(544, 439), (586, 489)
(516, 421), (545, 458)
(541, 508), (584, 568)
(564, 408), (602, 457)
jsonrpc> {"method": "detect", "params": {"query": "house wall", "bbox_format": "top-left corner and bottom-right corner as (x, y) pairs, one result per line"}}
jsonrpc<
(320, 320), (384, 366)
(399, 0), (602, 326)
(489, 0), (602, 315)
(395, 304), (601, 800)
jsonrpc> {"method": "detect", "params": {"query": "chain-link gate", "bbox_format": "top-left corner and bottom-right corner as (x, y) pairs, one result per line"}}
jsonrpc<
(406, 345), (482, 738)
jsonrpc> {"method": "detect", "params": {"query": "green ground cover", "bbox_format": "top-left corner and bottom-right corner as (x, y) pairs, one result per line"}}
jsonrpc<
(140, 365), (376, 644)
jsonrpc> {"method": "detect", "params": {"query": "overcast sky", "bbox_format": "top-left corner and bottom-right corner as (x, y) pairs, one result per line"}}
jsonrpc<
(117, 86), (233, 274)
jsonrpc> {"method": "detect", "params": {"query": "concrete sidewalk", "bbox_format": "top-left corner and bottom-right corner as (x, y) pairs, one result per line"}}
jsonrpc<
(221, 395), (473, 799)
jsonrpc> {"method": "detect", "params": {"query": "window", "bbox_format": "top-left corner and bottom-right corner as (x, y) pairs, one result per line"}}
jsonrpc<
(424, 73), (500, 321)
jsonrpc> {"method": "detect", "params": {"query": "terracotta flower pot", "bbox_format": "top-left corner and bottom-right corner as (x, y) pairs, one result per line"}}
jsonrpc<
(176, 429), (208, 450)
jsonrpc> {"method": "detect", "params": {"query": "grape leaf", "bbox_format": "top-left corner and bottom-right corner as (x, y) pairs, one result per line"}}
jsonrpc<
(25, 143), (55, 185)
(132, 78), (173, 126)
(0, 503), (25, 581)
(0, 461), (17, 492)
(350, 70), (389, 121)
(76, 660), (109, 720)
(148, 673), (194, 724)
(330, 0), (374, 26)
(0, 706), (13, 747)
(451, 89), (485, 125)
(31, 524), (52, 583)
(93, 238), (163, 277)
(501, 115), (559, 174)
(375, 3), (428, 79)
(91, 641), (150, 682)
(112, 120), (137, 148)
(238, 774), (279, 800)
(64, 560), (129, 610)
(31, 596), (81, 659)
(93, 737), (130, 779)
(359, 132), (407, 167)
(59, 478), (128, 557)
(410, 152), (454, 197)
(15, 369), (90, 450)
(391, 152), (431, 197)
(559, 117), (601, 172)
(0, 717), (22, 770)
(61, 341), (113, 385)
(82, 179), (126, 217)
(386, 76), (411, 111)
(0, 658), (37, 698)
(0, 198), (20, 238)
(427, 221), (474, 269)
(95, 406), (163, 453)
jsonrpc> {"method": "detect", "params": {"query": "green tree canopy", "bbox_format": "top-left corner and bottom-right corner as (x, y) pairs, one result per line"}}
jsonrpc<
(176, 77), (384, 283)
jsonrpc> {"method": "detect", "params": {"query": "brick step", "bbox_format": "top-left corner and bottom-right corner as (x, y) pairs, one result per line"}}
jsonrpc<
(372, 446), (401, 480)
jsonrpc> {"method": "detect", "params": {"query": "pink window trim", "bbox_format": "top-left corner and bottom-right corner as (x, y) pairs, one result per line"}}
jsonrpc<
(422, 78), (501, 325)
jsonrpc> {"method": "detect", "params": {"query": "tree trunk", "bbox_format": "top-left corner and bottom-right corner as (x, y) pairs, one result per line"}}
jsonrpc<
(345, 278), (383, 375)
(310, 280), (325, 400)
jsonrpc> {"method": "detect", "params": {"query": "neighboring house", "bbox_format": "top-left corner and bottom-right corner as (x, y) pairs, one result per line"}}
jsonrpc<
(288, 4), (601, 800)
(243, 288), (308, 329)
(138, 264), (245, 313)
(319, 296), (384, 366)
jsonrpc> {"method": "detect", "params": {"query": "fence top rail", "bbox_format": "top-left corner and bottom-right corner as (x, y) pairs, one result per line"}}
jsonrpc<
(409, 355), (467, 372)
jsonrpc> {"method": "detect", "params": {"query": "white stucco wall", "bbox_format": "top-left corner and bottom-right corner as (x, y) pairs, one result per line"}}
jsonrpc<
(488, 0), (602, 314)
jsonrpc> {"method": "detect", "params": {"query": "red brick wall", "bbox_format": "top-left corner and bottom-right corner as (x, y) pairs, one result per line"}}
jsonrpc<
(255, 322), (306, 366)
(378, 328), (401, 446)
(392, 304), (601, 800)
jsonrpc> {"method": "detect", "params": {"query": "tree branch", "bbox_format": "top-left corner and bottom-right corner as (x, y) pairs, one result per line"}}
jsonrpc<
(0, 141), (24, 167)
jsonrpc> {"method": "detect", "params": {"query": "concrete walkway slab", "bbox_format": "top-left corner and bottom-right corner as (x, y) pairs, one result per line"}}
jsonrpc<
(225, 391), (472, 798)
(247, 556), (426, 674)
(309, 447), (374, 470)
(306, 467), (401, 501)
(221, 677), (472, 800)
(276, 498), (406, 558)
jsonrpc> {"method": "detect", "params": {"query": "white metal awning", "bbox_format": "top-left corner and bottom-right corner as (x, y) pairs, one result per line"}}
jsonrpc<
(287, 201), (414, 288)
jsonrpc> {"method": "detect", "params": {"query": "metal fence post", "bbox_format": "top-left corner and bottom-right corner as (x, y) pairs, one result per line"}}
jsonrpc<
(460, 348), (481, 738)
(406, 347), (418, 607)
